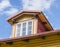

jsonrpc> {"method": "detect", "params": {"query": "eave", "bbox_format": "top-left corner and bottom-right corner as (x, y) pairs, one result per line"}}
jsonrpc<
(6, 10), (41, 21)
(0, 30), (60, 42)
(6, 10), (53, 30)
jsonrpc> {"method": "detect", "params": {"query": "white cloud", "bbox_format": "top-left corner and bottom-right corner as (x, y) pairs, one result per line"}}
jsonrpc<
(0, 0), (55, 16)
(4, 8), (18, 15)
(0, 0), (18, 16)
(0, 0), (11, 10)
(22, 0), (55, 11)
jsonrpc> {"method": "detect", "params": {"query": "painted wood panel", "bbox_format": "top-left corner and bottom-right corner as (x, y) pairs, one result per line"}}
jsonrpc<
(0, 33), (60, 47)
(37, 17), (46, 33)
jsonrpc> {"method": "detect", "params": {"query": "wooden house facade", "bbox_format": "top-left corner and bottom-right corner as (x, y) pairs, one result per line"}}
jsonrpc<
(0, 10), (60, 47)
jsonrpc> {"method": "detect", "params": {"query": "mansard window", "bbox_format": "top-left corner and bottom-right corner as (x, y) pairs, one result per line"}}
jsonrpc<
(28, 21), (32, 35)
(22, 23), (26, 36)
(16, 20), (33, 37)
(16, 24), (21, 36)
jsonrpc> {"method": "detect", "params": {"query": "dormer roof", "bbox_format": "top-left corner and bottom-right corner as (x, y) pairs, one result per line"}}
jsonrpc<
(7, 10), (53, 31)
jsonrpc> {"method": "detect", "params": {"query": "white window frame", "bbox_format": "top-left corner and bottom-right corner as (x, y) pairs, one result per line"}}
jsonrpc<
(15, 20), (33, 37)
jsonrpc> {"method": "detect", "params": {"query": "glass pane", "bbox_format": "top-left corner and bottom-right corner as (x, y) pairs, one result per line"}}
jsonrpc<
(28, 21), (32, 35)
(22, 23), (26, 36)
(17, 24), (21, 36)
(28, 22), (32, 26)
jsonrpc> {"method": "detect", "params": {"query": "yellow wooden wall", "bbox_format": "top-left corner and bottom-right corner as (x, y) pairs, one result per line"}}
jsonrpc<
(0, 33), (60, 47)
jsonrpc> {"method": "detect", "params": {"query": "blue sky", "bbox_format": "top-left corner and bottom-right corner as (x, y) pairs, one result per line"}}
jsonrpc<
(0, 0), (60, 39)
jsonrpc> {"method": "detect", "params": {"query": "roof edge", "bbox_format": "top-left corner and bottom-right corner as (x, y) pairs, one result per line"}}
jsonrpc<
(40, 12), (53, 30)
(6, 10), (41, 21)
(0, 30), (60, 42)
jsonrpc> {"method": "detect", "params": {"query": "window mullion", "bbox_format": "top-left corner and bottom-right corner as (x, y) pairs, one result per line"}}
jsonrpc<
(31, 20), (33, 34)
(26, 21), (28, 35)
(19, 23), (21, 36)
(20, 23), (22, 36)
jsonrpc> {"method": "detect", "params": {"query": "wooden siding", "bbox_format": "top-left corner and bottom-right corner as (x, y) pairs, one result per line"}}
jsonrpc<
(0, 32), (60, 47)
(37, 17), (46, 33)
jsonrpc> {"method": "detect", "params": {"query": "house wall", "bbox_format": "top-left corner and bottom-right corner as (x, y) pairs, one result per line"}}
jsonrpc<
(1, 32), (60, 47)
(37, 17), (46, 33)
(11, 14), (38, 38)
(11, 24), (16, 38)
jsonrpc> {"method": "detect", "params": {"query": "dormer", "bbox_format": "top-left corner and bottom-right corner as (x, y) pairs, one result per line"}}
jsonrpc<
(7, 10), (53, 38)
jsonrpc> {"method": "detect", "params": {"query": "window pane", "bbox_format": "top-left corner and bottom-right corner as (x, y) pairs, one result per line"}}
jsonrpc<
(28, 21), (32, 34)
(22, 23), (26, 36)
(17, 24), (21, 36)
